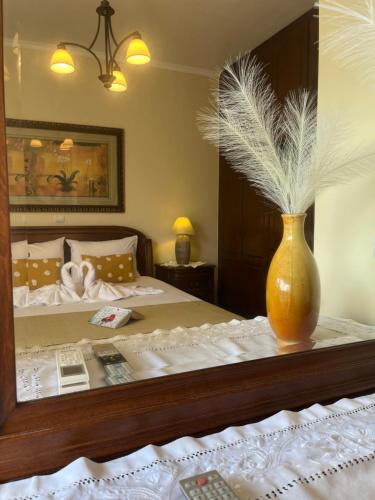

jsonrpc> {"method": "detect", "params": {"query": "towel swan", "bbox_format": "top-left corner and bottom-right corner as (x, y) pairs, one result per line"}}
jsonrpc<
(14, 260), (164, 308)
(79, 261), (164, 302)
(61, 260), (129, 302)
(61, 262), (85, 296)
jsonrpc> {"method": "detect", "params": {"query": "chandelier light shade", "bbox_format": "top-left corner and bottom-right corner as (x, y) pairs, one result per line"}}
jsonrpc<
(60, 138), (74, 150)
(50, 47), (75, 74)
(50, 0), (150, 92)
(30, 139), (42, 148)
(110, 70), (127, 92)
(126, 38), (151, 65)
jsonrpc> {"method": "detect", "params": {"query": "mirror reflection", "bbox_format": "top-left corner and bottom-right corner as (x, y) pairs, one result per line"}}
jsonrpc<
(5, 0), (375, 402)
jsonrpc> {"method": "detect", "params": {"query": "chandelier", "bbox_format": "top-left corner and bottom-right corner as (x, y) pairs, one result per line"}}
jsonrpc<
(50, 0), (151, 93)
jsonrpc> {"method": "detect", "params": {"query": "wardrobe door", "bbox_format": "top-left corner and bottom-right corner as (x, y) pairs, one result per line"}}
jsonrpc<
(218, 10), (318, 318)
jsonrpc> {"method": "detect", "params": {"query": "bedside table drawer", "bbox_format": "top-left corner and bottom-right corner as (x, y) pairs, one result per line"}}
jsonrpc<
(154, 264), (216, 304)
(174, 274), (210, 290)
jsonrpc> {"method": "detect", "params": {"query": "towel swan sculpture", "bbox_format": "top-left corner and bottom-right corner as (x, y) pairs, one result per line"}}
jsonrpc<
(61, 261), (157, 302)
(13, 260), (163, 308)
(61, 261), (96, 294)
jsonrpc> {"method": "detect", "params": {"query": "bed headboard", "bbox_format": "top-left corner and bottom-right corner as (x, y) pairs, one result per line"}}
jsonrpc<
(10, 226), (154, 277)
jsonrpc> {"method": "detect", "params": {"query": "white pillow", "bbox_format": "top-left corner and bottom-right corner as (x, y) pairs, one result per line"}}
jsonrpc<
(28, 237), (65, 261)
(66, 236), (139, 274)
(11, 240), (28, 259)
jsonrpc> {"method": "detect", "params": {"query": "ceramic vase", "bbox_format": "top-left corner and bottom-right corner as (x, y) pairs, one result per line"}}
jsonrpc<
(266, 213), (321, 343)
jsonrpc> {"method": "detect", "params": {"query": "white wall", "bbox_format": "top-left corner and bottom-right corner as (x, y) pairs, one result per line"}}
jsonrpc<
(315, 6), (375, 324)
(5, 46), (218, 265)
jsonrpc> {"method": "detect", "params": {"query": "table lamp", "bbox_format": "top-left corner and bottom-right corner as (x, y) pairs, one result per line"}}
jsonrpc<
(172, 217), (195, 265)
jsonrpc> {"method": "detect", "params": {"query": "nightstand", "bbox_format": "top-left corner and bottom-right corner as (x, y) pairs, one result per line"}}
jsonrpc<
(155, 264), (215, 303)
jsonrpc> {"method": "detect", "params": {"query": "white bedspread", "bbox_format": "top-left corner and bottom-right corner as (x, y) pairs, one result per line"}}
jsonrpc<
(16, 316), (375, 402)
(3, 392), (375, 499)
(14, 276), (198, 318)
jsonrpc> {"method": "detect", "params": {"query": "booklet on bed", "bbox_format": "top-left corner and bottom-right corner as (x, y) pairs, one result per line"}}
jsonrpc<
(89, 306), (144, 329)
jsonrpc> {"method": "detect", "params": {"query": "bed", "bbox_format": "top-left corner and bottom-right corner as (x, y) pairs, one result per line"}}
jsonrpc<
(11, 225), (241, 345)
(2, 390), (375, 499)
(11, 225), (244, 400)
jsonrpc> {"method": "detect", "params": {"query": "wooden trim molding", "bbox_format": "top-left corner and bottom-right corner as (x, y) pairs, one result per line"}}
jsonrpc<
(0, 0), (17, 427)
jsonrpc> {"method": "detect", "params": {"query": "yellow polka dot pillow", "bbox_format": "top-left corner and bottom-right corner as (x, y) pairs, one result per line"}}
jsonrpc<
(28, 258), (62, 290)
(82, 253), (135, 284)
(12, 259), (29, 287)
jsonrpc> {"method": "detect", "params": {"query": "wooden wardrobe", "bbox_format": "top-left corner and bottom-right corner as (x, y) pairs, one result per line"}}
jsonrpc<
(218, 9), (318, 318)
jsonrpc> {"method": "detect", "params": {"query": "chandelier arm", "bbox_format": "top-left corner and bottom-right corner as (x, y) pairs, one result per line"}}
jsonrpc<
(111, 31), (141, 65)
(104, 15), (113, 75)
(60, 42), (104, 76)
(109, 19), (119, 46)
(88, 13), (102, 50)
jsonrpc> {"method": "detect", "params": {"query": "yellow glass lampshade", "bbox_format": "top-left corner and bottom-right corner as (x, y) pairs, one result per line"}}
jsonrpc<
(50, 48), (75, 74)
(172, 217), (195, 236)
(30, 139), (42, 148)
(126, 38), (151, 65)
(62, 138), (74, 148)
(109, 70), (127, 92)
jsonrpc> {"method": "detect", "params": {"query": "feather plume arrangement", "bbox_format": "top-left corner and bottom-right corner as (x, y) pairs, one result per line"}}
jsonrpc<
(198, 56), (375, 214)
(316, 0), (375, 83)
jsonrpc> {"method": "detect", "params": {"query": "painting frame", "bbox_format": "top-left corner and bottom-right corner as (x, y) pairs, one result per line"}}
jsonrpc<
(6, 118), (124, 213)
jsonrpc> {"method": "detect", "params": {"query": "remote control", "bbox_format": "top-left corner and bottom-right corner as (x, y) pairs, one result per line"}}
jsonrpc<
(56, 349), (90, 395)
(180, 470), (239, 499)
(92, 343), (134, 385)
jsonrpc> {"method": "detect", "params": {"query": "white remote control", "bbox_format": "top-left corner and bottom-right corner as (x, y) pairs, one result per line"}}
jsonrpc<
(180, 470), (239, 499)
(56, 349), (90, 395)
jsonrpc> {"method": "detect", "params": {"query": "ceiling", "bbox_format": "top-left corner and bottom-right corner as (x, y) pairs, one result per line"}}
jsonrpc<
(4, 0), (315, 72)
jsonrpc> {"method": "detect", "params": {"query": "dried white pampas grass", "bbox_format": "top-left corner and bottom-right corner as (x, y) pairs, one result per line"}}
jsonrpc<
(198, 56), (375, 214)
(316, 0), (375, 83)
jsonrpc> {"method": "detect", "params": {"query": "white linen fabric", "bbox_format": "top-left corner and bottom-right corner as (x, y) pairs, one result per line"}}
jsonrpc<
(13, 277), (198, 317)
(161, 261), (207, 268)
(15, 316), (375, 402)
(66, 236), (139, 275)
(11, 240), (28, 259)
(3, 392), (375, 499)
(28, 237), (65, 261)
(13, 284), (82, 308)
(13, 281), (163, 309)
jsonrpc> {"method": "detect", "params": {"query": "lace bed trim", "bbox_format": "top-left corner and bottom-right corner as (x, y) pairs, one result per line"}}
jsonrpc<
(9, 400), (375, 500)
(259, 451), (375, 499)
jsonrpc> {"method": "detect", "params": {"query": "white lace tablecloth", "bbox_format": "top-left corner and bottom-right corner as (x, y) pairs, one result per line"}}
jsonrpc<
(3, 392), (375, 499)
(16, 316), (375, 401)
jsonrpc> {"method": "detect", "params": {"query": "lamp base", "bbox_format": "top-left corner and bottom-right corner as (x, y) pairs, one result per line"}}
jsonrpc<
(175, 235), (190, 265)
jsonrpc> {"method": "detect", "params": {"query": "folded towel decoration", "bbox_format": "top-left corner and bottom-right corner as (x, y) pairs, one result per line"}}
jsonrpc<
(13, 261), (163, 308)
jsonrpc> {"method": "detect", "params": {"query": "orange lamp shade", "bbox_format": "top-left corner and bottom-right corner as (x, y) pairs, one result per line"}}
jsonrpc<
(126, 38), (151, 65)
(50, 48), (75, 74)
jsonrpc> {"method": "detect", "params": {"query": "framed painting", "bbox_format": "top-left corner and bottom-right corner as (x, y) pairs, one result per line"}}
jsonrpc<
(6, 119), (124, 212)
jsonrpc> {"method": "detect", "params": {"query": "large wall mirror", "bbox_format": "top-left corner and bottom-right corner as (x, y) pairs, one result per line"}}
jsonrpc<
(1, 0), (375, 482)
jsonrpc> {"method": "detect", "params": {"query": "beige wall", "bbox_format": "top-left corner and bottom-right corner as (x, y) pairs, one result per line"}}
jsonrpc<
(5, 46), (218, 265)
(316, 7), (375, 324)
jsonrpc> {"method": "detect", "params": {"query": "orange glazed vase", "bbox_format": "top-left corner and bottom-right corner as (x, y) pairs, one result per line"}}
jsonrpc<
(266, 213), (321, 343)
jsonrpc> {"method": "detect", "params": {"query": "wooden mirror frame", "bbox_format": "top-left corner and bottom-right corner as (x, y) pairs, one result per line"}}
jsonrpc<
(1, 2), (375, 483)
